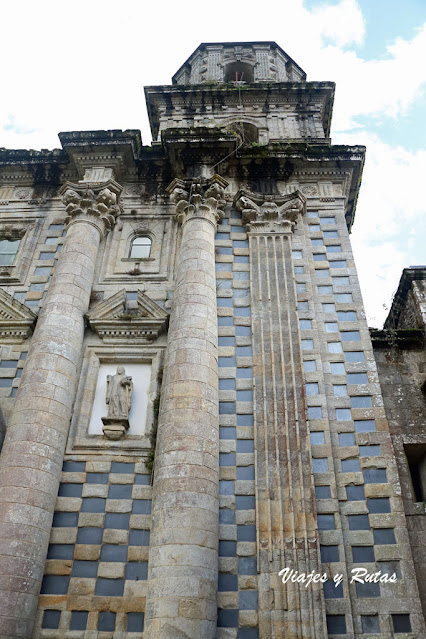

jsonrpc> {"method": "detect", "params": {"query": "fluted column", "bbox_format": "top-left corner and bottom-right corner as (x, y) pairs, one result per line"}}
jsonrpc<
(144, 176), (227, 639)
(234, 190), (327, 639)
(0, 181), (122, 639)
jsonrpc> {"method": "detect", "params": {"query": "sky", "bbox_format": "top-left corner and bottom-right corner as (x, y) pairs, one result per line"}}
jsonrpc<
(1, 0), (425, 327)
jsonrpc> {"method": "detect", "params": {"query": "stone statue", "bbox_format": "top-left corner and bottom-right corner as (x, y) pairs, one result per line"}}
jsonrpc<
(101, 366), (133, 440)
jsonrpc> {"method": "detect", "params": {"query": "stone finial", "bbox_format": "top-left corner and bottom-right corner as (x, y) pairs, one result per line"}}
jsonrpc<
(233, 189), (306, 234)
(59, 179), (123, 234)
(166, 174), (229, 227)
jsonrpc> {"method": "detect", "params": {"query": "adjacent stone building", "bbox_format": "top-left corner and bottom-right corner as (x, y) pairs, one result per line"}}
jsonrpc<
(0, 41), (424, 639)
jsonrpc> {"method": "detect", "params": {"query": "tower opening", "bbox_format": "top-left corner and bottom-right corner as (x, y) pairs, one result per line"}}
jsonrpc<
(224, 61), (254, 84)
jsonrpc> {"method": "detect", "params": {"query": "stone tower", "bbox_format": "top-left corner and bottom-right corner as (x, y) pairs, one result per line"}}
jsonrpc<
(0, 41), (424, 639)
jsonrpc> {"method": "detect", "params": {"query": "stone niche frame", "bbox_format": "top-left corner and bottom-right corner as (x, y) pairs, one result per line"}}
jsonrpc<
(99, 208), (177, 283)
(67, 344), (164, 455)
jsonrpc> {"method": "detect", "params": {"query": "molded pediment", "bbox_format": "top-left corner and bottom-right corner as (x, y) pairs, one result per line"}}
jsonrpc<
(86, 289), (169, 343)
(0, 288), (37, 342)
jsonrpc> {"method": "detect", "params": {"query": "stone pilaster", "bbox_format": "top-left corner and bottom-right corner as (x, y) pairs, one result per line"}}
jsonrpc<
(234, 190), (327, 639)
(0, 181), (122, 639)
(144, 176), (227, 639)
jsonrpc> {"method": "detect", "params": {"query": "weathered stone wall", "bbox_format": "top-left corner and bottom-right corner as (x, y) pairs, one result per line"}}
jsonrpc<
(34, 458), (151, 637)
(372, 342), (426, 618)
(215, 205), (258, 638)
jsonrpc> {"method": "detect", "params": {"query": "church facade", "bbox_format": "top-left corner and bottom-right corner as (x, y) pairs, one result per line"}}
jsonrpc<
(0, 42), (424, 639)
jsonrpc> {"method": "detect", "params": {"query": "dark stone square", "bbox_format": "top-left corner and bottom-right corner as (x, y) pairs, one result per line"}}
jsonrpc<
(98, 611), (116, 631)
(81, 497), (106, 513)
(352, 546), (375, 562)
(47, 544), (74, 560)
(324, 581), (343, 598)
(95, 578), (125, 596)
(320, 545), (339, 562)
(100, 545), (128, 562)
(355, 581), (380, 597)
(129, 529), (150, 546)
(361, 615), (380, 633)
(104, 513), (130, 529)
(70, 611), (88, 631)
(217, 608), (238, 628)
(62, 461), (85, 472)
(42, 610), (61, 629)
(237, 525), (256, 541)
(52, 512), (78, 527)
(236, 496), (255, 510)
(86, 473), (109, 484)
(71, 560), (98, 578)
(373, 528), (396, 545)
(132, 499), (152, 514)
(238, 557), (257, 575)
(219, 541), (236, 557)
(346, 485), (365, 501)
(237, 466), (255, 480)
(40, 575), (70, 595)
(392, 614), (412, 633)
(110, 462), (135, 474)
(127, 612), (144, 632)
(239, 590), (258, 610)
(218, 573), (238, 591)
(108, 484), (132, 499)
(76, 527), (103, 544)
(326, 615), (346, 635)
(367, 498), (391, 513)
(348, 515), (370, 531)
(125, 562), (148, 580)
(219, 509), (235, 524)
(58, 483), (82, 497)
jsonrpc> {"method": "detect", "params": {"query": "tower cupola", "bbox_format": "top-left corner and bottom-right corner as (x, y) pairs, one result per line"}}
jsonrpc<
(172, 41), (306, 85)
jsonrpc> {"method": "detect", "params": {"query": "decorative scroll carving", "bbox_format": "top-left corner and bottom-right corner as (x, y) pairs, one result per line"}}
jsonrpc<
(102, 365), (133, 440)
(59, 179), (123, 234)
(166, 174), (228, 227)
(233, 188), (306, 233)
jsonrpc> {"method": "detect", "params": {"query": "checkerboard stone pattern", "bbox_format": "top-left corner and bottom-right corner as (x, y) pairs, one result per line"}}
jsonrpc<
(216, 208), (259, 639)
(295, 206), (424, 637)
(34, 460), (151, 637)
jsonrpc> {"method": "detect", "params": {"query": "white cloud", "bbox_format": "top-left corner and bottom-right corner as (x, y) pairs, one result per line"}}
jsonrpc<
(338, 131), (426, 325)
(310, 0), (365, 47)
(309, 23), (426, 131)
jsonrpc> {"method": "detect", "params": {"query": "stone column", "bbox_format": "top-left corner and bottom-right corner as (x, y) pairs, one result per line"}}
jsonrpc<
(234, 190), (327, 639)
(0, 181), (122, 639)
(144, 176), (227, 639)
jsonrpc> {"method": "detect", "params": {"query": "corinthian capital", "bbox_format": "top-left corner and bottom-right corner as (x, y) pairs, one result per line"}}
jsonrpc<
(166, 175), (229, 227)
(233, 189), (306, 234)
(59, 179), (123, 234)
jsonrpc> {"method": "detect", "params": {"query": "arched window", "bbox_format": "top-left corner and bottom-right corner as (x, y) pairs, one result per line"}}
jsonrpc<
(129, 236), (151, 259)
(0, 238), (21, 265)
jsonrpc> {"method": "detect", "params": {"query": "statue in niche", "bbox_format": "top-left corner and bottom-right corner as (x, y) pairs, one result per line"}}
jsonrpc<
(101, 366), (133, 440)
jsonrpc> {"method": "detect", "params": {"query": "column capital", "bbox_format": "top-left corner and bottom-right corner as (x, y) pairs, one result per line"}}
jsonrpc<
(166, 174), (228, 227)
(59, 179), (123, 234)
(233, 188), (306, 234)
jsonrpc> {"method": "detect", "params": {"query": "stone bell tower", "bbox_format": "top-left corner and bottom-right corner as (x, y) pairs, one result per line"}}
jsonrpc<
(0, 41), (424, 639)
